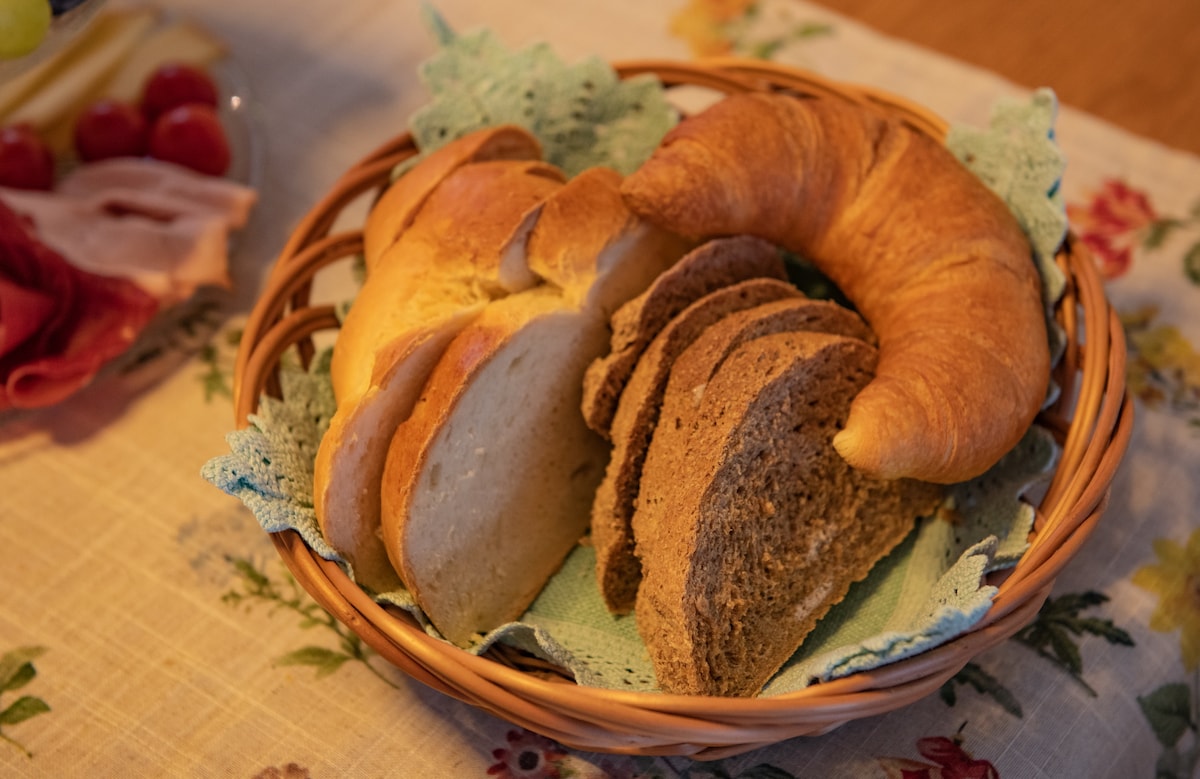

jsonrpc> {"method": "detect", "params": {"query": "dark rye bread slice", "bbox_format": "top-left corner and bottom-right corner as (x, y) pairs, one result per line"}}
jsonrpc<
(581, 235), (787, 439)
(633, 332), (944, 697)
(593, 291), (874, 614)
(628, 297), (875, 560)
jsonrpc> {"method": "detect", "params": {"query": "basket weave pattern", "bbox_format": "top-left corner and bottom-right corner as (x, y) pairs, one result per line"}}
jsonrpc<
(231, 60), (1133, 759)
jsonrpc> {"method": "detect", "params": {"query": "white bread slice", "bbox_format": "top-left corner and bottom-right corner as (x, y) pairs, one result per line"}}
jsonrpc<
(315, 160), (565, 592)
(313, 302), (483, 591)
(380, 288), (612, 645)
(362, 125), (544, 269)
(580, 235), (789, 439)
(634, 332), (943, 696)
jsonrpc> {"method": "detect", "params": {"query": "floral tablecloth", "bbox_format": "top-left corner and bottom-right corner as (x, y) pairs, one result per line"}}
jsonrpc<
(3, 1), (1199, 777)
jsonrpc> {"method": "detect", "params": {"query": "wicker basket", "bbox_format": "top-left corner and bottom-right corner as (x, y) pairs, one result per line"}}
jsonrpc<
(230, 59), (1133, 760)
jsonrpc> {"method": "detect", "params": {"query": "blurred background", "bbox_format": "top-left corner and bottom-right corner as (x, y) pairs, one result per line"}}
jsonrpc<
(814, 0), (1200, 156)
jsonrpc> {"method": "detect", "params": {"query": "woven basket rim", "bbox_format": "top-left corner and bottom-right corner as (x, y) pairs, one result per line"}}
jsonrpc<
(233, 57), (1134, 759)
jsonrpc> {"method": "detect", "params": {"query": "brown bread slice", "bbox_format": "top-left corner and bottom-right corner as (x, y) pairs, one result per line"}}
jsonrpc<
(580, 235), (787, 439)
(634, 331), (943, 696)
(627, 297), (874, 562)
(593, 288), (880, 614)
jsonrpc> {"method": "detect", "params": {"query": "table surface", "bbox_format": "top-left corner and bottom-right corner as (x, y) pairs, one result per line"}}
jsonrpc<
(3, 1), (1199, 777)
(818, 0), (1200, 157)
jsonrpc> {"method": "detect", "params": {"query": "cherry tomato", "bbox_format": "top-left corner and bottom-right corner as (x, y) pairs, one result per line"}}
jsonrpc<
(140, 63), (219, 121)
(0, 124), (54, 190)
(73, 99), (148, 162)
(148, 104), (230, 176)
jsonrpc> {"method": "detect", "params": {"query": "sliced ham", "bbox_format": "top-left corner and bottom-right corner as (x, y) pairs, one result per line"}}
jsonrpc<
(0, 156), (257, 305)
(57, 157), (258, 229)
(0, 180), (236, 306)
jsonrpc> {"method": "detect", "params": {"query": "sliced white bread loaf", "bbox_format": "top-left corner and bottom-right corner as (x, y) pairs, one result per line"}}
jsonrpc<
(593, 289), (882, 613)
(580, 235), (788, 439)
(315, 159), (565, 592)
(313, 301), (482, 591)
(379, 167), (690, 645)
(634, 332), (944, 696)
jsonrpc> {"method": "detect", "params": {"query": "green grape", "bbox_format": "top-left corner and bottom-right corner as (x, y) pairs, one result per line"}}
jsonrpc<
(0, 0), (52, 60)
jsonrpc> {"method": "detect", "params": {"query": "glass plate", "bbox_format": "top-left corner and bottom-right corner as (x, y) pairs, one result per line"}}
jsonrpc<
(104, 53), (264, 397)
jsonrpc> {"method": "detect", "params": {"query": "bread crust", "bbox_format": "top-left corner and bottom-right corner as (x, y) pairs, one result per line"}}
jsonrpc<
(362, 125), (545, 269)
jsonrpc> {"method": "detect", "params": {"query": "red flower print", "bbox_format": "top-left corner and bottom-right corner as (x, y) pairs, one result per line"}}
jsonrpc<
(1067, 178), (1159, 279)
(877, 734), (999, 779)
(486, 729), (569, 779)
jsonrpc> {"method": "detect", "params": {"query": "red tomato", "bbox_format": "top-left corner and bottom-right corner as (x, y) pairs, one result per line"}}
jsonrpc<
(140, 63), (220, 121)
(73, 100), (149, 162)
(0, 124), (55, 191)
(148, 104), (230, 176)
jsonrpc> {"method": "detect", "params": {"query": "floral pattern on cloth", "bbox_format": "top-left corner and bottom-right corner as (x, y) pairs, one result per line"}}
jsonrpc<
(1067, 179), (1162, 279)
(1069, 178), (1200, 425)
(877, 734), (999, 779)
(1131, 528), (1200, 777)
(670, 0), (833, 59)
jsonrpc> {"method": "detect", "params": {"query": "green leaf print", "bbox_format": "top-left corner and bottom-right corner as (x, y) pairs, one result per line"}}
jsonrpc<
(276, 647), (352, 678)
(1143, 218), (1183, 250)
(0, 646), (50, 758)
(1183, 242), (1200, 285)
(0, 646), (44, 693)
(940, 661), (1023, 718)
(222, 555), (400, 689)
(197, 326), (242, 402)
(1014, 590), (1135, 695)
(1138, 678), (1199, 779)
(1139, 683), (1195, 749)
(0, 696), (50, 727)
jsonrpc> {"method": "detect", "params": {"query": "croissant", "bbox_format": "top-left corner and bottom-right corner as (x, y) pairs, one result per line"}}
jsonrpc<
(621, 93), (1050, 484)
